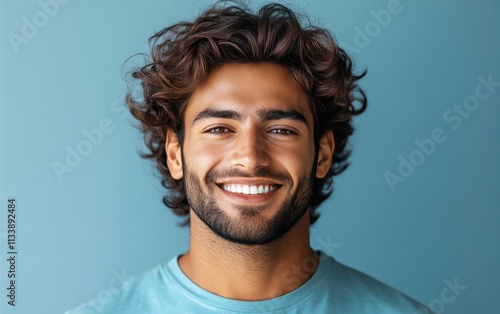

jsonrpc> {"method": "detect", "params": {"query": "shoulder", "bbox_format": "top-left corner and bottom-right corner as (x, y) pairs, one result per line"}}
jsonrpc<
(326, 256), (433, 313)
(65, 262), (173, 314)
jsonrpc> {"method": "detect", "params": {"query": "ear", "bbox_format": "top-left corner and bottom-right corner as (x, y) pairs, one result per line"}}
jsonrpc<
(315, 131), (335, 179)
(165, 129), (183, 180)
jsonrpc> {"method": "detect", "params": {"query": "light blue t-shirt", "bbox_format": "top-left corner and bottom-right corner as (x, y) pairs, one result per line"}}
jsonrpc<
(66, 251), (431, 313)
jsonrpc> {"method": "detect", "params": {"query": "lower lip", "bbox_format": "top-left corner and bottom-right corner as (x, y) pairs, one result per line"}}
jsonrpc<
(218, 186), (280, 204)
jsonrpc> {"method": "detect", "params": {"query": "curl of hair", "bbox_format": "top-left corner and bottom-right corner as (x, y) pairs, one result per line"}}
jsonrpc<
(126, 1), (367, 226)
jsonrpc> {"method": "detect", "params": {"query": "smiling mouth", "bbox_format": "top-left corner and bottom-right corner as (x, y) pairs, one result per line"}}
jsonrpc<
(219, 184), (280, 195)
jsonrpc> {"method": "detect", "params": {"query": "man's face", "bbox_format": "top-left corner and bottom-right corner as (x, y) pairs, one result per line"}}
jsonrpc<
(168, 63), (325, 245)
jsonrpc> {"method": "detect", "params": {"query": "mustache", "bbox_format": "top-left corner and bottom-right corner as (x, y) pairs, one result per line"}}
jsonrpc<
(205, 168), (292, 184)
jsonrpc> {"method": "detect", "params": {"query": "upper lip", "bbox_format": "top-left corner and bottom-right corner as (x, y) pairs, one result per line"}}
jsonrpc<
(216, 178), (283, 186)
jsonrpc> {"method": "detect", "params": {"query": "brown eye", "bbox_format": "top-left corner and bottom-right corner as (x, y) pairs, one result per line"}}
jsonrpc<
(207, 127), (231, 133)
(269, 128), (294, 135)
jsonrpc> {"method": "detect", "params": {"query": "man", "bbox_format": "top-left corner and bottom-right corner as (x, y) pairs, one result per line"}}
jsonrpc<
(68, 1), (431, 313)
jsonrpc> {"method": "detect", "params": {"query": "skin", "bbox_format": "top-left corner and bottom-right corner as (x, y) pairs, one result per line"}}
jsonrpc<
(165, 63), (335, 301)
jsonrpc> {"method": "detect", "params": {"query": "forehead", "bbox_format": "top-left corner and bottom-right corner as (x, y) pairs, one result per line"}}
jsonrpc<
(185, 63), (312, 123)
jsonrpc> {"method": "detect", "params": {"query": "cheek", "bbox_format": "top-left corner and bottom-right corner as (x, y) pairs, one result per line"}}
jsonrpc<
(183, 140), (224, 171)
(270, 143), (316, 174)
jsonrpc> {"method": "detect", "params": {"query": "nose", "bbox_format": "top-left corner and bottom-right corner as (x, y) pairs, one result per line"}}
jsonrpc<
(229, 129), (270, 171)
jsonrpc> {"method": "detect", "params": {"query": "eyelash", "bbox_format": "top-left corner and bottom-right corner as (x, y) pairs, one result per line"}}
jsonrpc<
(269, 128), (295, 135)
(206, 127), (232, 134)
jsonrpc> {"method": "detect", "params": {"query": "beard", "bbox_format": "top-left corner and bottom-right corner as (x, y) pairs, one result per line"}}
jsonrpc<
(183, 164), (314, 245)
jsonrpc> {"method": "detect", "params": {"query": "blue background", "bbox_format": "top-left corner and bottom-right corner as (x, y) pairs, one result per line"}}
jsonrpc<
(1, 0), (499, 313)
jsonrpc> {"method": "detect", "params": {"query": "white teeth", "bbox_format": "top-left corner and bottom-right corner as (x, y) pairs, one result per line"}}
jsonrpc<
(242, 185), (250, 194)
(222, 184), (278, 195)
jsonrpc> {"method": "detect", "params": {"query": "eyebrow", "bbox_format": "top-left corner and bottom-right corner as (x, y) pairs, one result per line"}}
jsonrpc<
(192, 108), (309, 128)
(259, 109), (309, 127)
(192, 109), (241, 124)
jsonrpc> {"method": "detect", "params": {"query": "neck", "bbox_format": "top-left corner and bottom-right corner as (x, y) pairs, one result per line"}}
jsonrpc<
(178, 210), (319, 301)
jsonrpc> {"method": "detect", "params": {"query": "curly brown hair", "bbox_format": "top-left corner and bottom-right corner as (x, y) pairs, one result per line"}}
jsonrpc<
(126, 1), (367, 226)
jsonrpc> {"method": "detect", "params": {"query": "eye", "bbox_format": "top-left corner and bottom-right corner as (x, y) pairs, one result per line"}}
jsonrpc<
(268, 128), (296, 135)
(205, 126), (232, 134)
